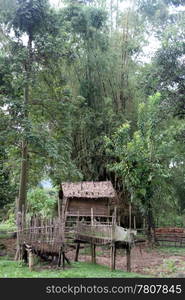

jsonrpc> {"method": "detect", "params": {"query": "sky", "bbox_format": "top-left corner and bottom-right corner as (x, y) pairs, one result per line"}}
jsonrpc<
(49, 0), (134, 9)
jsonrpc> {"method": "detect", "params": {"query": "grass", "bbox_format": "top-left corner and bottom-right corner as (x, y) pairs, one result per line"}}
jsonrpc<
(0, 258), (147, 278)
(156, 246), (185, 256)
(0, 223), (16, 239)
(0, 222), (147, 278)
(0, 223), (16, 232)
(0, 233), (11, 239)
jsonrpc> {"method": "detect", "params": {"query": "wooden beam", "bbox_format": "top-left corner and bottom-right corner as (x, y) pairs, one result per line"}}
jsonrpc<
(75, 243), (80, 262)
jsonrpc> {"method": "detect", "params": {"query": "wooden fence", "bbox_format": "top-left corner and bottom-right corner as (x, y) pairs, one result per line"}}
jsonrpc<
(17, 214), (64, 254)
(17, 214), (115, 252)
(75, 222), (113, 245)
(17, 211), (138, 255)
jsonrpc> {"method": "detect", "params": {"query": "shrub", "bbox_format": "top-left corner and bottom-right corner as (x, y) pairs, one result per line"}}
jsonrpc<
(27, 188), (57, 218)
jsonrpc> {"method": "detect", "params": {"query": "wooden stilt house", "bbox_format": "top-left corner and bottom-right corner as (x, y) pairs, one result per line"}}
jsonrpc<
(17, 181), (140, 272)
(59, 181), (118, 221)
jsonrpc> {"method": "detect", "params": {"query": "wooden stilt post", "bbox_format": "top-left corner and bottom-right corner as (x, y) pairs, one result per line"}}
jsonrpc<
(93, 244), (96, 264)
(114, 206), (117, 224)
(91, 243), (93, 263)
(58, 246), (70, 268)
(62, 251), (65, 269)
(110, 207), (117, 271)
(134, 216), (136, 230)
(126, 245), (131, 272)
(143, 218), (145, 229)
(91, 208), (94, 226)
(58, 247), (62, 267)
(28, 250), (34, 271)
(118, 215), (121, 226)
(15, 210), (22, 261)
(75, 243), (80, 262)
(64, 252), (70, 265)
(91, 243), (96, 264)
(113, 244), (116, 270)
(129, 202), (132, 229)
(22, 242), (28, 263)
(111, 242), (116, 271)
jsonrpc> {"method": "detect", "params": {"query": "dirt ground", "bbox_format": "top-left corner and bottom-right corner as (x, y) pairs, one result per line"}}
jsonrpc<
(1, 238), (185, 277)
(67, 244), (185, 277)
(0, 238), (16, 258)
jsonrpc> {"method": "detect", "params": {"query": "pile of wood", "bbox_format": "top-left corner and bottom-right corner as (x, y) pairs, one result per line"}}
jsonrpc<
(155, 227), (185, 247)
(156, 227), (185, 234)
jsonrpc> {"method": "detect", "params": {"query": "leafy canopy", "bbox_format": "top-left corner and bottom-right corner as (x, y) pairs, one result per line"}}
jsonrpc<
(105, 92), (185, 214)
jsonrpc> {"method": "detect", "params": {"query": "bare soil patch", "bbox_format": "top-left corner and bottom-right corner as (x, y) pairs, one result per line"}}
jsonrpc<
(1, 238), (185, 277)
(67, 245), (185, 277)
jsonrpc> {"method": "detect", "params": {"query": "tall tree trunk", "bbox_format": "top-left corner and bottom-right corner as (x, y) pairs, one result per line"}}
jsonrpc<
(120, 11), (129, 111)
(147, 203), (152, 244)
(146, 200), (156, 245)
(18, 140), (28, 212)
(110, 0), (113, 35)
(16, 34), (32, 261)
(17, 34), (32, 214)
(116, 0), (119, 29)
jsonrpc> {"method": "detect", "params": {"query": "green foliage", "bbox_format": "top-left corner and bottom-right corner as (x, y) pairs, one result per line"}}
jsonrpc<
(0, 110), (18, 210)
(0, 0), (185, 231)
(157, 212), (185, 228)
(26, 188), (57, 217)
(105, 93), (185, 223)
(138, 0), (185, 117)
(64, 4), (107, 35)
(11, 0), (49, 36)
(0, 222), (16, 232)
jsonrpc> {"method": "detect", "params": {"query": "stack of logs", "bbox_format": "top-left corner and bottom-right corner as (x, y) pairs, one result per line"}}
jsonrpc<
(155, 227), (185, 247)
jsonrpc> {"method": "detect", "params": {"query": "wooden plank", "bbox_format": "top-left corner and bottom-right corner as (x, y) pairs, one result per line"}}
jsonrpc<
(126, 245), (131, 272)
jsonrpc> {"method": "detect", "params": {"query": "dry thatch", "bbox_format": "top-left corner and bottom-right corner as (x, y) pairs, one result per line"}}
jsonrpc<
(61, 181), (116, 199)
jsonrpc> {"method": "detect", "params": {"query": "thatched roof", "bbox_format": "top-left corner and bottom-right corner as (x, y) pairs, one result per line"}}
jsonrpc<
(61, 181), (116, 199)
